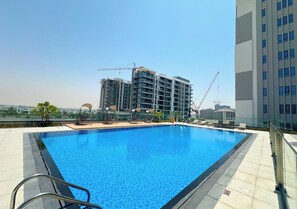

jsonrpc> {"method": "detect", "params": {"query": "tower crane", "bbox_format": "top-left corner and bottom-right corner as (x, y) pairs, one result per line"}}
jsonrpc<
(192, 72), (219, 118)
(98, 63), (141, 71)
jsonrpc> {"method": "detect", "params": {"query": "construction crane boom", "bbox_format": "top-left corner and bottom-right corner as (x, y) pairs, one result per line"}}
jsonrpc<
(192, 72), (219, 117)
(197, 72), (219, 110)
(98, 67), (133, 71)
(98, 63), (139, 71)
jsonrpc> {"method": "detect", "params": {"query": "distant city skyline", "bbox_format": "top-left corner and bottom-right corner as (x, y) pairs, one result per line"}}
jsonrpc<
(0, 1), (236, 109)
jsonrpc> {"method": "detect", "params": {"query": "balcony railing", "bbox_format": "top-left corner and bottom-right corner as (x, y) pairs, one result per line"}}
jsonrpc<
(270, 123), (297, 209)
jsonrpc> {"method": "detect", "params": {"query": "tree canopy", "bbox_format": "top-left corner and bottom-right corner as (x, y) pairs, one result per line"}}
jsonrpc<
(32, 101), (58, 122)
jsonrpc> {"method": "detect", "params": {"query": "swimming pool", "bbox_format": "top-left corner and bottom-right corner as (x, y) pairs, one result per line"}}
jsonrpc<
(38, 125), (248, 209)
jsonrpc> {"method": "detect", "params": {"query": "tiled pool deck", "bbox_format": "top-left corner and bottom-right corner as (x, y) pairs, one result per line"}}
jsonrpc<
(0, 123), (296, 209)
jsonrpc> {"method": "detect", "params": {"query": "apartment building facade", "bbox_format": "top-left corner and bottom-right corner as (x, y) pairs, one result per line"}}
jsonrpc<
(131, 67), (192, 118)
(235, 0), (296, 129)
(99, 78), (131, 111)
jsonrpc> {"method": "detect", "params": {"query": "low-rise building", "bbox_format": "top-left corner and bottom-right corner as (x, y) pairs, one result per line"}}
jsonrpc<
(214, 108), (235, 121)
(199, 108), (214, 119)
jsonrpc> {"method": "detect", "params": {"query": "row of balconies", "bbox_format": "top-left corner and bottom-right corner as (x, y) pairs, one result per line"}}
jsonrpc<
(133, 77), (154, 83)
(158, 82), (172, 87)
(141, 93), (153, 98)
(134, 72), (155, 79)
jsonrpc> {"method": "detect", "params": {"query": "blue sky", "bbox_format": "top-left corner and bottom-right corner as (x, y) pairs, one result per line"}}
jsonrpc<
(0, 0), (236, 109)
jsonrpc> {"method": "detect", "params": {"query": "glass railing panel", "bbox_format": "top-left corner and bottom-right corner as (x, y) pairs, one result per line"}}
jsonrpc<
(283, 140), (297, 207)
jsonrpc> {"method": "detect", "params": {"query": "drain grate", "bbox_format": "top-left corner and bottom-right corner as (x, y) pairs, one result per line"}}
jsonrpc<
(223, 189), (231, 196)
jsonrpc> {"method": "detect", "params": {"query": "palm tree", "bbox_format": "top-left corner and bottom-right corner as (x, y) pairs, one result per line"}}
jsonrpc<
(32, 101), (58, 124)
(153, 111), (163, 122)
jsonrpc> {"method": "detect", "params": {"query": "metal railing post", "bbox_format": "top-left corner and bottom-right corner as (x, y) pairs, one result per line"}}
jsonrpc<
(270, 123), (276, 156)
(270, 123), (290, 209)
(275, 131), (284, 187)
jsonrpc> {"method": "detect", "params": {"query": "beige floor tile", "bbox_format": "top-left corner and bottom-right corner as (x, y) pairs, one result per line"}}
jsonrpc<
(213, 201), (235, 209)
(252, 199), (278, 209)
(254, 186), (279, 207)
(0, 189), (25, 209)
(287, 198), (297, 209)
(0, 159), (24, 171)
(0, 193), (12, 209)
(237, 164), (258, 176)
(0, 178), (25, 197)
(227, 178), (255, 197)
(257, 169), (275, 181)
(255, 177), (276, 191)
(0, 167), (24, 182)
(245, 150), (262, 157)
(259, 158), (273, 167)
(219, 189), (253, 209)
(285, 185), (297, 201)
(242, 155), (260, 164)
(239, 161), (260, 170)
(233, 170), (257, 185)
(259, 153), (273, 160)
(0, 148), (24, 157)
(258, 164), (274, 173)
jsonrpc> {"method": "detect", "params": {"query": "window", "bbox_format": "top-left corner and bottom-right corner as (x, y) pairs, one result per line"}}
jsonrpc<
(283, 0), (287, 7)
(286, 123), (291, 129)
(280, 104), (284, 114)
(292, 85), (296, 95)
(284, 68), (289, 76)
(277, 18), (282, 27)
(285, 86), (290, 95)
(288, 0), (293, 6)
(280, 122), (284, 128)
(277, 2), (282, 10)
(289, 31), (294, 40)
(283, 16), (288, 25)
(263, 71), (267, 80)
(279, 86), (284, 96)
(278, 52), (283, 60)
(285, 104), (290, 114)
(289, 14), (294, 23)
(262, 40), (266, 48)
(290, 49), (295, 58)
(290, 67), (296, 76)
(283, 33), (288, 42)
(263, 104), (267, 113)
(263, 88), (268, 96)
(262, 24), (266, 32)
(292, 104), (296, 114)
(284, 50), (289, 59)
(263, 55), (267, 63)
(279, 68), (283, 77)
(262, 9), (266, 17)
(278, 34), (282, 43)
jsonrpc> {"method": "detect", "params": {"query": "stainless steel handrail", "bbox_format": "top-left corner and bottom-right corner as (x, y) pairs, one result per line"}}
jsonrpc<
(10, 173), (97, 209)
(16, 192), (102, 209)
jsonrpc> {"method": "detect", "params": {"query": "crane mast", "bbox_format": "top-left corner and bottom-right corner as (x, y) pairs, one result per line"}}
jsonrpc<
(192, 72), (219, 118)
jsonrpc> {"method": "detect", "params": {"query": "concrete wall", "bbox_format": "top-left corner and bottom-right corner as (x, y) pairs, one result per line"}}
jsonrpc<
(235, 0), (258, 126)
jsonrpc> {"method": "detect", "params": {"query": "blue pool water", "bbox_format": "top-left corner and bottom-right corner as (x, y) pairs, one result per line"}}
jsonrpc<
(40, 125), (247, 209)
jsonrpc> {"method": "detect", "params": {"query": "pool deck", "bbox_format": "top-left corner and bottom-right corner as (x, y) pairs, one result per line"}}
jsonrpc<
(64, 121), (166, 130)
(0, 122), (296, 209)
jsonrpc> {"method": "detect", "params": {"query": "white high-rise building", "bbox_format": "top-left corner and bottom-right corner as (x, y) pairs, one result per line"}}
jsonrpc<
(131, 67), (192, 118)
(235, 0), (296, 130)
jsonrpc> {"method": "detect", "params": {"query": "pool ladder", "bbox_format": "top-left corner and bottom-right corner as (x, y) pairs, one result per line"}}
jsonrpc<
(10, 173), (102, 209)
